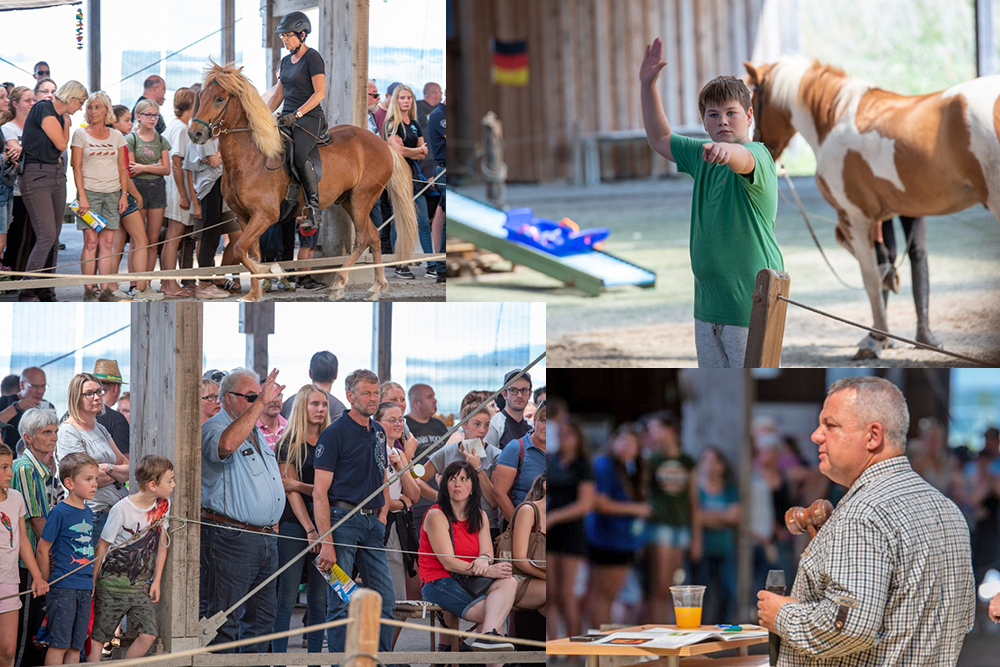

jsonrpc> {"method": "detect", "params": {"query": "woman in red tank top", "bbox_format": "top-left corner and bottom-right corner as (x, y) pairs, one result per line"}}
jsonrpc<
(419, 461), (517, 654)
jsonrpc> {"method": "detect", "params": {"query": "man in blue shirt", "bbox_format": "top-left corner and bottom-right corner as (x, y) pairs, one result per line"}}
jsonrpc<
(200, 367), (286, 652)
(491, 394), (546, 523)
(314, 368), (395, 654)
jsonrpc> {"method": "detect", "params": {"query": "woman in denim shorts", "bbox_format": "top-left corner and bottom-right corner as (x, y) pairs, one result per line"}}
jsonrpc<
(417, 461), (516, 652)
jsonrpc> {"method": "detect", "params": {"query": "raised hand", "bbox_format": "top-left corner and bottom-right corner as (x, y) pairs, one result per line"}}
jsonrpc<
(640, 38), (667, 85)
(260, 368), (286, 405)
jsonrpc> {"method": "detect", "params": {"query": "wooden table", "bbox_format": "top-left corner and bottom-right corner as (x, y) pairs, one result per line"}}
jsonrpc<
(547, 624), (769, 667)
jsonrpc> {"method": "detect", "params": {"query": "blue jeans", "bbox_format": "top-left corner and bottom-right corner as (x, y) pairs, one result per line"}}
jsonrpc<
(200, 522), (279, 653)
(390, 192), (432, 262)
(273, 520), (329, 662)
(91, 508), (109, 545)
(433, 165), (446, 273)
(325, 507), (395, 655)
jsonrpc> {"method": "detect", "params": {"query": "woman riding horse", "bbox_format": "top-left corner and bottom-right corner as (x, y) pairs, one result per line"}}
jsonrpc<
(267, 11), (325, 233)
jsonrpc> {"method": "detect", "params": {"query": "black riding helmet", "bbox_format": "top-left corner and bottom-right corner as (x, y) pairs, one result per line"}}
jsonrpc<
(275, 11), (311, 36)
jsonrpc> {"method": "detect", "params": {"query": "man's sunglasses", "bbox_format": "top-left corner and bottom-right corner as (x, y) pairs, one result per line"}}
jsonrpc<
(228, 391), (259, 403)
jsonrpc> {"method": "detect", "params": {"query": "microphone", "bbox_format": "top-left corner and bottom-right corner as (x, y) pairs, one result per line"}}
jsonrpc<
(766, 569), (786, 666)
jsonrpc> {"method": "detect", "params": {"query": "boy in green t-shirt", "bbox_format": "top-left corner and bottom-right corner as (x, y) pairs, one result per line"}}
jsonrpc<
(640, 38), (784, 367)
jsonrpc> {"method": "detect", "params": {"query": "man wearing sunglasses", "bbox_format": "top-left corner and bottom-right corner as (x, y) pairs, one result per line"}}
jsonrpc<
(0, 366), (55, 450)
(200, 367), (286, 652)
(33, 62), (50, 82)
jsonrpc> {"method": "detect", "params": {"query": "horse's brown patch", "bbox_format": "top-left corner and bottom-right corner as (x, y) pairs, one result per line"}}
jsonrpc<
(798, 63), (853, 144)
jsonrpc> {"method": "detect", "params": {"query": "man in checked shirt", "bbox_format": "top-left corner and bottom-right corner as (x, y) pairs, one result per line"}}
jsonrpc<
(756, 376), (974, 667)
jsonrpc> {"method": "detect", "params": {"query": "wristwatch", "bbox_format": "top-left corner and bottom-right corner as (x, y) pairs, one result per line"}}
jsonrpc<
(295, 110), (303, 120)
(107, 464), (115, 474)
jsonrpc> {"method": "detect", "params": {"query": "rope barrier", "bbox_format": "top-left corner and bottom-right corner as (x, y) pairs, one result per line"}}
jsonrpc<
(380, 618), (547, 648)
(94, 618), (355, 667)
(204, 352), (546, 642)
(0, 254), (445, 291)
(776, 294), (993, 366)
(174, 516), (545, 565)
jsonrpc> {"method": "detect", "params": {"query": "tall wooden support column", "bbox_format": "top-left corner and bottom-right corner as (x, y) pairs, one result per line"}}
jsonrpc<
(130, 303), (204, 653)
(317, 0), (370, 263)
(976, 0), (998, 77)
(262, 1), (281, 86)
(86, 0), (101, 92)
(240, 303), (275, 379)
(222, 0), (237, 64)
(371, 303), (392, 381)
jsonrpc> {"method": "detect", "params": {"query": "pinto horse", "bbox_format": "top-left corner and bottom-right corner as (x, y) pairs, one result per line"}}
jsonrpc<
(188, 63), (418, 301)
(744, 57), (1000, 357)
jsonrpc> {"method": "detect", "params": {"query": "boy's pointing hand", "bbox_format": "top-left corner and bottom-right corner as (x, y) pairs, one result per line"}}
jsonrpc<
(702, 142), (733, 165)
(640, 38), (667, 85)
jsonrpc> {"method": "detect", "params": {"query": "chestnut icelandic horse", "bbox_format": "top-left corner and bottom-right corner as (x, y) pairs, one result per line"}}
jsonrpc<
(745, 57), (1000, 357)
(188, 63), (418, 301)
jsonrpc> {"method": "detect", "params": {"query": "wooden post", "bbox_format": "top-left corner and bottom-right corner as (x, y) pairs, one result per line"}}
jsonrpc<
(130, 303), (204, 653)
(345, 588), (382, 667)
(262, 2), (280, 86)
(371, 303), (392, 382)
(317, 0), (370, 263)
(222, 0), (236, 65)
(86, 0), (101, 92)
(976, 0), (998, 77)
(482, 112), (506, 207)
(744, 268), (791, 368)
(240, 303), (275, 379)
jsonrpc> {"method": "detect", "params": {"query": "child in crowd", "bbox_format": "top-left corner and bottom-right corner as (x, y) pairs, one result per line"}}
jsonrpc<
(0, 443), (49, 667)
(37, 452), (99, 666)
(89, 455), (174, 662)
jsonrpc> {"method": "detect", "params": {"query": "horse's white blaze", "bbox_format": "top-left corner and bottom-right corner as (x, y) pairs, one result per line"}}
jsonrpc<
(944, 76), (1000, 207)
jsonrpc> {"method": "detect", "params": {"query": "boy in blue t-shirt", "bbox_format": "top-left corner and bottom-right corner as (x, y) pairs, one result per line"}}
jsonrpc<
(640, 38), (784, 368)
(37, 452), (100, 665)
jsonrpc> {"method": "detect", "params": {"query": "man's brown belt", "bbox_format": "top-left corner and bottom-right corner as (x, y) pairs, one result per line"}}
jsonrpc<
(201, 508), (274, 533)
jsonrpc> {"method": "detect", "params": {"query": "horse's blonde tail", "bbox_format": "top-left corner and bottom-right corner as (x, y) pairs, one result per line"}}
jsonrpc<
(386, 149), (419, 262)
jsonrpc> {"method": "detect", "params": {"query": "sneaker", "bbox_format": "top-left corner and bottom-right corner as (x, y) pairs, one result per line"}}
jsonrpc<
(97, 288), (118, 302)
(298, 276), (325, 290)
(436, 272), (445, 284)
(83, 287), (99, 302)
(127, 286), (138, 298)
(425, 264), (437, 276)
(394, 266), (415, 280)
(133, 287), (165, 301)
(469, 630), (514, 652)
(262, 278), (275, 293)
(112, 289), (132, 300)
(276, 276), (295, 292)
(38, 289), (58, 302)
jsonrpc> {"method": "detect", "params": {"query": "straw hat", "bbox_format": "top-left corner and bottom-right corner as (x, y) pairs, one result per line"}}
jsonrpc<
(93, 359), (126, 385)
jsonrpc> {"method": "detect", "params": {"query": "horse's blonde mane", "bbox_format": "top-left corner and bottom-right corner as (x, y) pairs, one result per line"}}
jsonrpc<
(202, 61), (283, 160)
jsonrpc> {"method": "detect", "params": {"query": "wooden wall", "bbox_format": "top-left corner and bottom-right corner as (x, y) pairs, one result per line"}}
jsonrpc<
(452, 0), (769, 184)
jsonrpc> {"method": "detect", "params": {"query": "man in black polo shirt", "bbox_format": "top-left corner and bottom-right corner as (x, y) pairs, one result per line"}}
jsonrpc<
(314, 368), (395, 655)
(485, 369), (533, 451)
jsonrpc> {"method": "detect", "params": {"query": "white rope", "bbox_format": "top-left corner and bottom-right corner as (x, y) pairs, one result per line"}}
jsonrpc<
(176, 515), (545, 565)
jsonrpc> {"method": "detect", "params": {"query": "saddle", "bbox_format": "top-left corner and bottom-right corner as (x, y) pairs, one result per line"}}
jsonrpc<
(277, 117), (333, 225)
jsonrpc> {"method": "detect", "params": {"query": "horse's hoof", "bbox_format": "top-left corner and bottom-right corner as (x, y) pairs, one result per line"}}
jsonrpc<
(853, 334), (885, 360)
(269, 263), (284, 278)
(239, 292), (262, 303)
(328, 288), (345, 302)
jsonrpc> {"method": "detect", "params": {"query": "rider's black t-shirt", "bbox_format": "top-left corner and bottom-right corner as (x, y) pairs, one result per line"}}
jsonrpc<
(391, 119), (425, 195)
(279, 48), (325, 118)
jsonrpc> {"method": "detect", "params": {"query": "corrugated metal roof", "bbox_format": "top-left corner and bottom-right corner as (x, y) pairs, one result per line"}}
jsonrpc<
(0, 0), (79, 11)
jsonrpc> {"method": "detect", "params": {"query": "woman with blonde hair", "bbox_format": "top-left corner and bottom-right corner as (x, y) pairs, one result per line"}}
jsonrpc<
(57, 373), (130, 542)
(126, 98), (171, 294)
(18, 80), (87, 301)
(272, 384), (330, 659)
(381, 83), (436, 277)
(71, 92), (161, 301)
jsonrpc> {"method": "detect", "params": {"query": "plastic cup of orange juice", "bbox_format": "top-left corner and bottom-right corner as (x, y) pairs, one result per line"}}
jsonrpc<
(669, 585), (706, 629)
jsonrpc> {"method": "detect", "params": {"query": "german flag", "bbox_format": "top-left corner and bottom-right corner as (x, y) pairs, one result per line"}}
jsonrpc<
(492, 38), (528, 86)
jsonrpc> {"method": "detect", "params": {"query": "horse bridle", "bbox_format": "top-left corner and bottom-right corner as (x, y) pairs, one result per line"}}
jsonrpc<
(191, 91), (252, 137)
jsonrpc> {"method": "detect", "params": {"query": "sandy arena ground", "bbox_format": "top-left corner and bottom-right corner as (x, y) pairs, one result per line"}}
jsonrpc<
(450, 178), (1000, 367)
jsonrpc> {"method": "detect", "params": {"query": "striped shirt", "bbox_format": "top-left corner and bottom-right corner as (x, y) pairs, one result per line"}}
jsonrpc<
(775, 456), (975, 667)
(11, 448), (52, 568)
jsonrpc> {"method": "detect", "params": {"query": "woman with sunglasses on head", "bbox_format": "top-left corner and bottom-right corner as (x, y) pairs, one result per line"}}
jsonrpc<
(272, 384), (331, 662)
(375, 400), (422, 633)
(56, 373), (129, 543)
(265, 10), (326, 234)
